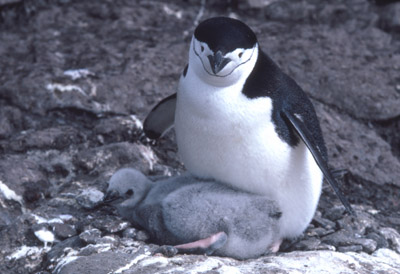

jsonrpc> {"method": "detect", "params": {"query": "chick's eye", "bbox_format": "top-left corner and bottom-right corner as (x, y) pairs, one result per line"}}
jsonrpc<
(200, 45), (204, 52)
(238, 52), (243, 58)
(125, 189), (134, 197)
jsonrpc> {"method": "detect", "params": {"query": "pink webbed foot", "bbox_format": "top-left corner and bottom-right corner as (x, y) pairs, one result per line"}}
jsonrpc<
(174, 231), (228, 255)
(269, 239), (283, 253)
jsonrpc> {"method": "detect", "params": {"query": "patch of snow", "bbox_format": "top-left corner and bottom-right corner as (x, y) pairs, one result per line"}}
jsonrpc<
(139, 256), (169, 268)
(48, 218), (64, 224)
(31, 214), (48, 224)
(188, 257), (223, 273)
(6, 245), (43, 261)
(46, 83), (87, 97)
(219, 265), (241, 274)
(130, 115), (143, 130)
(63, 68), (93, 80)
(138, 145), (158, 171)
(113, 252), (150, 274)
(59, 214), (74, 221)
(163, 5), (182, 19)
(54, 255), (80, 274)
(0, 180), (24, 205)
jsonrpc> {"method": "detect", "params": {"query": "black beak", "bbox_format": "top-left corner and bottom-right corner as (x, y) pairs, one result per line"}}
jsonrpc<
(207, 51), (231, 74)
(103, 189), (122, 204)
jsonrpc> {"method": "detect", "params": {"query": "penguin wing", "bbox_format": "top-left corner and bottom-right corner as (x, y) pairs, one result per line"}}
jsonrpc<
(282, 109), (354, 215)
(143, 93), (177, 139)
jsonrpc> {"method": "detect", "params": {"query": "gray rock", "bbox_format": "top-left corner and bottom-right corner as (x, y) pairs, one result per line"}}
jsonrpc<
(315, 101), (400, 186)
(91, 216), (130, 234)
(259, 24), (400, 121)
(135, 230), (150, 242)
(56, 251), (140, 274)
(96, 235), (120, 246)
(247, 0), (276, 8)
(307, 227), (335, 237)
(52, 223), (77, 240)
(335, 211), (379, 235)
(73, 142), (158, 175)
(379, 3), (400, 32)
(366, 232), (389, 249)
(123, 228), (138, 239)
(0, 106), (23, 139)
(312, 213), (336, 230)
(323, 205), (346, 221)
(76, 188), (104, 209)
(337, 245), (363, 252)
(322, 230), (378, 253)
(56, 248), (400, 274)
(0, 0), (22, 6)
(8, 126), (82, 152)
(290, 238), (321, 251)
(379, 227), (400, 254)
(44, 236), (84, 268)
(93, 116), (142, 144)
(79, 228), (102, 245)
(264, 1), (315, 23)
(358, 238), (378, 253)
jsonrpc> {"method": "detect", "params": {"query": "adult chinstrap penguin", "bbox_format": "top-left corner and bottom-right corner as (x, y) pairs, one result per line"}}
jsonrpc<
(143, 16), (353, 247)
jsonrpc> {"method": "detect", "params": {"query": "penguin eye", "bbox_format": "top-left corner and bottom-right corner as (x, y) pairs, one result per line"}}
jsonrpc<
(238, 52), (243, 58)
(125, 189), (134, 197)
(200, 45), (204, 52)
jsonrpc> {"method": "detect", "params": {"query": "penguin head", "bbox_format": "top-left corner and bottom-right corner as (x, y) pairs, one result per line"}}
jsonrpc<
(189, 17), (259, 86)
(105, 168), (152, 212)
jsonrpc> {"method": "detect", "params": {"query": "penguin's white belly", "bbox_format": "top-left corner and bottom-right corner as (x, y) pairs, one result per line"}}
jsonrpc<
(175, 79), (323, 238)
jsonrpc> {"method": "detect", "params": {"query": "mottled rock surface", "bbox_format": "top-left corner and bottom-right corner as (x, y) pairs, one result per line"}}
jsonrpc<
(0, 0), (399, 273)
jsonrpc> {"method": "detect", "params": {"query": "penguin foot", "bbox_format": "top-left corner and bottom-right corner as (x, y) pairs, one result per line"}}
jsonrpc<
(175, 231), (228, 255)
(269, 239), (283, 253)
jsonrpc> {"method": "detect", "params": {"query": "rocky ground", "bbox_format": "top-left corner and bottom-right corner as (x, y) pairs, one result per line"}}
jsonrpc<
(0, 0), (400, 273)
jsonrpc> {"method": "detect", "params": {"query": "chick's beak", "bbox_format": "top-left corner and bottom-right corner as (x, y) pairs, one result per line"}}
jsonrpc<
(207, 51), (231, 74)
(103, 189), (121, 204)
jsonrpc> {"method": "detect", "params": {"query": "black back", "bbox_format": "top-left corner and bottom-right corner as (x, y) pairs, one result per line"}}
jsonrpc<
(194, 17), (257, 54)
(243, 50), (328, 160)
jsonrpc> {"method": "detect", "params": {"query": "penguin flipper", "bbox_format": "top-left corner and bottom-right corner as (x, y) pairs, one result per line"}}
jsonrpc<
(282, 110), (354, 215)
(143, 93), (177, 139)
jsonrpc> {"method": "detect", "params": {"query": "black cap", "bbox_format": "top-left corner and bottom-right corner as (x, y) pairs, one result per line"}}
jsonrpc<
(194, 17), (257, 54)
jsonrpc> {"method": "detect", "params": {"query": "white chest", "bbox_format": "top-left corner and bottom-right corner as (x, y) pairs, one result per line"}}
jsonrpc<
(176, 71), (288, 192)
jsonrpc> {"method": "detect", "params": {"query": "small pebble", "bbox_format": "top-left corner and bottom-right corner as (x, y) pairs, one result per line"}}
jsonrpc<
(338, 245), (363, 252)
(96, 235), (120, 246)
(92, 215), (129, 233)
(358, 238), (377, 253)
(154, 245), (178, 257)
(79, 228), (102, 244)
(366, 232), (389, 249)
(135, 230), (150, 242)
(323, 205), (346, 221)
(52, 223), (77, 240)
(76, 188), (104, 209)
(379, 227), (400, 253)
(315, 244), (336, 251)
(123, 228), (138, 239)
(313, 215), (336, 230)
(307, 227), (335, 237)
(290, 238), (321, 251)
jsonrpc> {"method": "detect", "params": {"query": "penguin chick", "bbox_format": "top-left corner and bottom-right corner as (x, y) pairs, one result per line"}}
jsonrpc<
(106, 168), (282, 260)
(143, 17), (353, 241)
